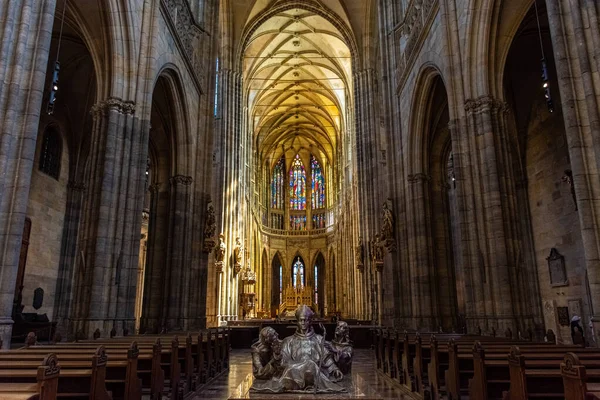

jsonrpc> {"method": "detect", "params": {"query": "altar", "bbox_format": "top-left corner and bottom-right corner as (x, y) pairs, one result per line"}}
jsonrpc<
(279, 284), (315, 317)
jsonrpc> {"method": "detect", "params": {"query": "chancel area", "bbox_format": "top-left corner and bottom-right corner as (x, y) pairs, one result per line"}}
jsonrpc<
(1, 0), (600, 398)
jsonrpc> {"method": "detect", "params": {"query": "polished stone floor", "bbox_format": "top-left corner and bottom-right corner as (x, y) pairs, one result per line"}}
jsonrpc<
(191, 349), (411, 399)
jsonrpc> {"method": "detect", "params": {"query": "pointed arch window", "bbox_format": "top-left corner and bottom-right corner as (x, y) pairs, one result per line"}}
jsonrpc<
(214, 57), (219, 116)
(271, 157), (284, 209)
(39, 127), (62, 180)
(289, 154), (306, 210)
(279, 265), (283, 304)
(314, 264), (318, 305)
(311, 155), (325, 209)
(293, 257), (305, 288)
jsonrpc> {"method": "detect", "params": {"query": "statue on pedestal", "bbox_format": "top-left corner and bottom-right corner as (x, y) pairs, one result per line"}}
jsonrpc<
(233, 237), (242, 274)
(214, 233), (226, 273)
(203, 201), (216, 253)
(355, 237), (364, 271)
(251, 305), (351, 393)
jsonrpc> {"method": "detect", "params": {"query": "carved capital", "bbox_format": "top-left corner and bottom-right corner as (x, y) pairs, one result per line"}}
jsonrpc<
(170, 175), (193, 186)
(148, 183), (161, 193)
(464, 95), (509, 115)
(90, 97), (136, 117)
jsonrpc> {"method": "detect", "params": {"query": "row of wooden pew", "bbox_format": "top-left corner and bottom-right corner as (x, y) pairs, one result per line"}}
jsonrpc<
(374, 329), (600, 399)
(0, 328), (230, 400)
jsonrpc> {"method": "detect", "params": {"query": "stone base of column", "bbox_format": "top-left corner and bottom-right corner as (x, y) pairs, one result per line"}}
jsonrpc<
(0, 318), (14, 349)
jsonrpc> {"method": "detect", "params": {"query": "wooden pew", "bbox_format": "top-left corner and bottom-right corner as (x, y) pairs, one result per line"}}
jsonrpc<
(562, 352), (600, 400)
(0, 353), (60, 400)
(0, 346), (110, 400)
(504, 346), (600, 400)
(1, 343), (141, 400)
(19, 339), (162, 400)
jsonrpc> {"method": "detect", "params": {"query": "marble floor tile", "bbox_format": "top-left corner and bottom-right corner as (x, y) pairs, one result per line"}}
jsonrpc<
(190, 349), (411, 399)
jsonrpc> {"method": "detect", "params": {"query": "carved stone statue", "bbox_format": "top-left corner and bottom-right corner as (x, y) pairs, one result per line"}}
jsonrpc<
(370, 234), (384, 262)
(251, 305), (350, 393)
(381, 199), (394, 241)
(215, 233), (226, 273)
(233, 237), (242, 274)
(355, 237), (364, 269)
(204, 202), (216, 238)
(326, 321), (353, 374)
(215, 234), (226, 261)
(202, 202), (216, 253)
(251, 327), (283, 380)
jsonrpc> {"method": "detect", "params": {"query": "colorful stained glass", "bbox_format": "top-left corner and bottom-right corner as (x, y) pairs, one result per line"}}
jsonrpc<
(271, 157), (284, 209)
(293, 258), (305, 288)
(311, 155), (325, 209)
(314, 264), (318, 304)
(289, 154), (306, 210)
(290, 215), (307, 231)
(279, 265), (283, 304)
(312, 213), (325, 229)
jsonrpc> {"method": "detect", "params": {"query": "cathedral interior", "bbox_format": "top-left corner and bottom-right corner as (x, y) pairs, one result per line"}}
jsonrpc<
(1, 0), (600, 398)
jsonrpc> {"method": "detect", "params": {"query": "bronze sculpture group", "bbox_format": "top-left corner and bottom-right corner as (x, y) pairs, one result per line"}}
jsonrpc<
(250, 305), (353, 393)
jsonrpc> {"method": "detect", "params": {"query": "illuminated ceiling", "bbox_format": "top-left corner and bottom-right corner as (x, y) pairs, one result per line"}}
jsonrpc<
(243, 7), (352, 169)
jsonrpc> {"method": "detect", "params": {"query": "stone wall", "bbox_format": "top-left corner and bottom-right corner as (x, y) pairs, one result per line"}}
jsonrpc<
(21, 127), (69, 319)
(526, 98), (588, 342)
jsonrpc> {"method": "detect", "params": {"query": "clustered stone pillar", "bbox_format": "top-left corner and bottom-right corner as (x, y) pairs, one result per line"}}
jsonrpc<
(0, 0), (57, 347)
(164, 175), (193, 329)
(71, 97), (148, 338)
(546, 0), (600, 340)
(353, 69), (379, 324)
(406, 173), (435, 328)
(214, 67), (243, 324)
(53, 180), (87, 336)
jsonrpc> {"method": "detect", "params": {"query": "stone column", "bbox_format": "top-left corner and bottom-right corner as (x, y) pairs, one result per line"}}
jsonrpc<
(215, 68), (242, 324)
(353, 69), (380, 324)
(72, 97), (149, 338)
(546, 0), (600, 340)
(165, 175), (193, 329)
(0, 0), (57, 347)
(407, 173), (436, 328)
(53, 180), (86, 336)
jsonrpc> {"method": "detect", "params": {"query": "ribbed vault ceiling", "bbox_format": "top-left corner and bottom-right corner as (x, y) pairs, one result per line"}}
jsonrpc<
(243, 7), (352, 170)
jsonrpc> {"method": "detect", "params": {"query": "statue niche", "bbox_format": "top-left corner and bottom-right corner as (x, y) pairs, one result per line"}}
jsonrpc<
(251, 305), (353, 393)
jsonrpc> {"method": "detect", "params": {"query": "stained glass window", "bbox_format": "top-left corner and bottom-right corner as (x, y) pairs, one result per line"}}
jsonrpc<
(214, 58), (219, 116)
(271, 158), (284, 209)
(293, 258), (305, 288)
(314, 264), (318, 304)
(312, 213), (325, 229)
(311, 155), (325, 209)
(289, 154), (306, 210)
(290, 215), (307, 231)
(279, 265), (283, 304)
